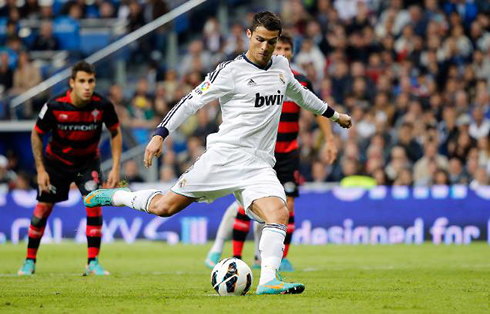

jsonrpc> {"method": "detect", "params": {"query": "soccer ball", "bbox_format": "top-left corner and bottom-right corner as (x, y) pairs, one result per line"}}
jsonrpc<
(210, 258), (253, 296)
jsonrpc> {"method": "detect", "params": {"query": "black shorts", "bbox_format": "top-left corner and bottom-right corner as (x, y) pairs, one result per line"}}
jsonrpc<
(37, 157), (103, 203)
(274, 150), (300, 198)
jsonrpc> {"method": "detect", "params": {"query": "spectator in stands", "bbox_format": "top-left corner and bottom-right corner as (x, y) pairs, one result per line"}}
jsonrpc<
(395, 122), (423, 163)
(39, 0), (54, 19)
(0, 155), (15, 193)
(99, 1), (115, 19)
(224, 23), (247, 59)
(470, 167), (489, 188)
(0, 52), (13, 94)
(128, 0), (145, 32)
(386, 146), (411, 182)
(413, 140), (449, 183)
(469, 106), (490, 139)
(12, 171), (31, 190)
(32, 20), (59, 51)
(311, 160), (328, 183)
(433, 168), (450, 185)
(159, 165), (176, 183)
(10, 51), (41, 96)
(393, 167), (413, 186)
(122, 160), (144, 183)
(448, 157), (468, 185)
(179, 39), (212, 76)
(128, 78), (158, 143)
(296, 38), (325, 81)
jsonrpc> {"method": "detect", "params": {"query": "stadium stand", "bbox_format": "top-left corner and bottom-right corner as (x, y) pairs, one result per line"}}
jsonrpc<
(0, 0), (489, 189)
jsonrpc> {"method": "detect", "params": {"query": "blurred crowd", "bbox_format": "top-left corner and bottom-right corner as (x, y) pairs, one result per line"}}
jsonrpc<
(1, 0), (490, 188)
(0, 0), (169, 114)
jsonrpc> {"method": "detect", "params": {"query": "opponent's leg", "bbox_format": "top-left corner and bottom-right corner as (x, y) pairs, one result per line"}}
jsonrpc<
(19, 203), (54, 275)
(84, 205), (109, 275)
(232, 206), (251, 259)
(249, 197), (304, 295)
(280, 196), (295, 272)
(205, 201), (240, 268)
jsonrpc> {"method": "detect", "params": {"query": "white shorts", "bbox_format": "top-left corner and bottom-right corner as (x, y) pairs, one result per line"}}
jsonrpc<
(171, 146), (286, 222)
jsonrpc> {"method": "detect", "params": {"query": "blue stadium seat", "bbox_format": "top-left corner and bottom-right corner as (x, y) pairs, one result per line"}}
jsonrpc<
(53, 17), (81, 51)
(80, 31), (111, 55)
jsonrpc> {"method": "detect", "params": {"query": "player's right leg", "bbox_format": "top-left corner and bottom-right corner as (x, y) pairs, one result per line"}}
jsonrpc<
(85, 188), (194, 217)
(205, 201), (240, 269)
(18, 202), (54, 275)
(249, 197), (305, 295)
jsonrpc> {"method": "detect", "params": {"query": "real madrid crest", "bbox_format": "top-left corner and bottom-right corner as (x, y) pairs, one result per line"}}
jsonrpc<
(279, 73), (285, 84)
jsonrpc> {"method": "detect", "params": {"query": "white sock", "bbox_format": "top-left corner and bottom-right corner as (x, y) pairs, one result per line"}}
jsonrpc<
(253, 221), (263, 261)
(210, 201), (239, 254)
(113, 189), (162, 213)
(258, 224), (286, 285)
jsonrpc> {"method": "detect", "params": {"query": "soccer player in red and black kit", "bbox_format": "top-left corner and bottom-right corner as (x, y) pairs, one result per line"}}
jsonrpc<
(18, 61), (122, 276)
(205, 33), (338, 271)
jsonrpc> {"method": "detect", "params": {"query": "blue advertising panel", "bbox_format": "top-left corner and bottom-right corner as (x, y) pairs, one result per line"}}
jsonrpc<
(0, 185), (489, 245)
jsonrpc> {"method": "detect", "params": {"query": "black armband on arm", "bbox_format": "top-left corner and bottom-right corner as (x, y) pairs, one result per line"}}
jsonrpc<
(322, 106), (339, 121)
(153, 126), (169, 139)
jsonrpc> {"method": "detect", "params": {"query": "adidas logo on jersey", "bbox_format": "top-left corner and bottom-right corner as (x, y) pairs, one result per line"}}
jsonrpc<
(254, 90), (284, 108)
(247, 79), (257, 87)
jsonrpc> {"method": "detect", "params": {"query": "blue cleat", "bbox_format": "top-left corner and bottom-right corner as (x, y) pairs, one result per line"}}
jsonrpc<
(252, 258), (261, 269)
(84, 258), (110, 276)
(18, 259), (35, 276)
(84, 187), (130, 208)
(256, 277), (305, 295)
(279, 258), (295, 272)
(205, 252), (221, 269)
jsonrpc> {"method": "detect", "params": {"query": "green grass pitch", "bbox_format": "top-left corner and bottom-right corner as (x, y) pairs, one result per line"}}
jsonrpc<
(0, 242), (489, 313)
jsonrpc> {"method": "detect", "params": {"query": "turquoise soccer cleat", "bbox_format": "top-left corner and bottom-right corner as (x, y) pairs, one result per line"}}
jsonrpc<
(205, 252), (221, 269)
(84, 187), (130, 208)
(252, 258), (261, 269)
(279, 258), (295, 272)
(18, 259), (35, 276)
(256, 277), (305, 295)
(84, 258), (110, 276)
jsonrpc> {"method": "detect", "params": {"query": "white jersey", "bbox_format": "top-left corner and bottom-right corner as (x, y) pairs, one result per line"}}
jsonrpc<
(158, 54), (329, 166)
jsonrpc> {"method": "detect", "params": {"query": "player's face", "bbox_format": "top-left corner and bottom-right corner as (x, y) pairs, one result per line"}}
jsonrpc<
(247, 26), (280, 66)
(274, 41), (293, 61)
(70, 71), (96, 103)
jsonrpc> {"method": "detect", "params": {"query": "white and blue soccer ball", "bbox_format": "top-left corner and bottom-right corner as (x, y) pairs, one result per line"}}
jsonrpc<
(211, 258), (253, 296)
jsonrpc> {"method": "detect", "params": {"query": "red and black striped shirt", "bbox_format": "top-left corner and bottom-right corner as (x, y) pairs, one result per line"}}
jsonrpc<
(275, 70), (314, 154)
(35, 89), (119, 166)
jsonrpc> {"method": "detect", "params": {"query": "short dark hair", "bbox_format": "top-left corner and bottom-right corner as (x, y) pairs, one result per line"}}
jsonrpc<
(250, 11), (282, 34)
(278, 33), (293, 49)
(71, 61), (95, 80)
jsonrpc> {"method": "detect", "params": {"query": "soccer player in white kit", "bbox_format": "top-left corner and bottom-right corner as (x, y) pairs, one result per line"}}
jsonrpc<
(85, 11), (352, 295)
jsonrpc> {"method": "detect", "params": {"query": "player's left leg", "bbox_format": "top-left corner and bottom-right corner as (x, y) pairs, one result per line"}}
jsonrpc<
(76, 161), (109, 275)
(18, 202), (54, 275)
(249, 197), (304, 295)
(84, 204), (108, 275)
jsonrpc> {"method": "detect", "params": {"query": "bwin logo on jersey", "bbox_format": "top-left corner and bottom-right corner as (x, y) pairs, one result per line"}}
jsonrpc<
(254, 90), (284, 108)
